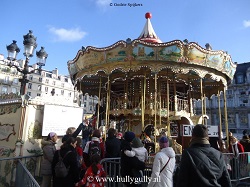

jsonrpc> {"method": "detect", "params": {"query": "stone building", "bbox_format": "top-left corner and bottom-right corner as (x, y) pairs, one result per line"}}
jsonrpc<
(195, 62), (250, 138)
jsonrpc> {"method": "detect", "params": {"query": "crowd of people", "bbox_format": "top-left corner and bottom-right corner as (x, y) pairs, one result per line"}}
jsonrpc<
(39, 120), (250, 187)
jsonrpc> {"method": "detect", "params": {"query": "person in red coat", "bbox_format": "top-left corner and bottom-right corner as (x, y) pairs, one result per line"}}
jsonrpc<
(228, 136), (244, 157)
(75, 154), (106, 187)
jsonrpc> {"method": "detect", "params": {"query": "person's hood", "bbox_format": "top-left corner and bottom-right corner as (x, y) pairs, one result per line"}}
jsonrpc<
(161, 147), (175, 158)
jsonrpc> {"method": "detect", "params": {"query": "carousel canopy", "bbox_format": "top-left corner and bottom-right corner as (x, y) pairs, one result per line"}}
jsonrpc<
(68, 12), (237, 100)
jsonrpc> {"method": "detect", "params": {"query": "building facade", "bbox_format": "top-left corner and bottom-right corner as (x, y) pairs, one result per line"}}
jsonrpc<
(0, 54), (74, 99)
(195, 62), (250, 138)
(0, 54), (99, 116)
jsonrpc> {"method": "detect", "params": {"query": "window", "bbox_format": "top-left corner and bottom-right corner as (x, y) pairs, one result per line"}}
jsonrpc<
(28, 83), (32, 89)
(52, 81), (56, 86)
(227, 90), (232, 95)
(237, 75), (244, 84)
(46, 73), (52, 78)
(39, 77), (43, 82)
(68, 92), (71, 97)
(29, 75), (33, 80)
(45, 87), (48, 92)
(65, 78), (68, 82)
(4, 76), (9, 83)
(13, 78), (19, 84)
(11, 87), (17, 93)
(61, 90), (64, 95)
(37, 93), (41, 96)
(2, 86), (7, 94)
(27, 92), (31, 96)
(84, 102), (87, 107)
(45, 79), (49, 84)
(38, 85), (42, 91)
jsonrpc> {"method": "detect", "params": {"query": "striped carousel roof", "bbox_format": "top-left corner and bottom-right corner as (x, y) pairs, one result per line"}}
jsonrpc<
(138, 12), (162, 43)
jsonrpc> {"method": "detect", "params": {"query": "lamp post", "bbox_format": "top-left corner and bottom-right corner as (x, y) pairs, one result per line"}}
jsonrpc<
(6, 30), (48, 95)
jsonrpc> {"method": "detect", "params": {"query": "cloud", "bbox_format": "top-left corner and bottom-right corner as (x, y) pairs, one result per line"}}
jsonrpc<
(243, 20), (250, 28)
(48, 27), (87, 42)
(96, 0), (112, 7)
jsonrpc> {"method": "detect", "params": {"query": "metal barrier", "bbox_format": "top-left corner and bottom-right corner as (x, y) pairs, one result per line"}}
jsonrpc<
(100, 153), (250, 187)
(15, 159), (40, 187)
(0, 155), (43, 187)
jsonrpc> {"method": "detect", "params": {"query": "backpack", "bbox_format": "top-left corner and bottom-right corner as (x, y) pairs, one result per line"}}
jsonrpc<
(88, 141), (101, 158)
(54, 150), (71, 177)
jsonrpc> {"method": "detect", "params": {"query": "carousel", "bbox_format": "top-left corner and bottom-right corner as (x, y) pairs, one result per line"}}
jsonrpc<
(68, 12), (237, 151)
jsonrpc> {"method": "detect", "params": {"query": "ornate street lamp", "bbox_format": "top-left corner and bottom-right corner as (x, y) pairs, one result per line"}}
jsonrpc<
(6, 30), (48, 95)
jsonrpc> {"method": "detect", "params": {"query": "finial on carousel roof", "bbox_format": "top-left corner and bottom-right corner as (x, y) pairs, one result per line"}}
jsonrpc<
(205, 43), (212, 50)
(138, 12), (162, 43)
(183, 39), (189, 45)
(126, 38), (132, 44)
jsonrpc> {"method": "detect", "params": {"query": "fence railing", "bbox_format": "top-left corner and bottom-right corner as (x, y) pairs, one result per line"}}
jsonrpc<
(1, 152), (250, 186)
(100, 153), (250, 187)
(15, 159), (40, 187)
(0, 155), (43, 187)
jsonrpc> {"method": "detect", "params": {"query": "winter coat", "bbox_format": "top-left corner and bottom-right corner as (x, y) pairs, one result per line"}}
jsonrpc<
(83, 137), (105, 167)
(148, 147), (176, 187)
(82, 125), (92, 139)
(177, 143), (232, 187)
(229, 141), (245, 156)
(240, 138), (250, 152)
(52, 145), (79, 187)
(105, 136), (121, 158)
(41, 139), (56, 175)
(120, 140), (145, 187)
(132, 147), (148, 162)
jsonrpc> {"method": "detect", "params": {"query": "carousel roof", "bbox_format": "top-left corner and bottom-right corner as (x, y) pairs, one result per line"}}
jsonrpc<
(138, 12), (162, 43)
(68, 13), (237, 99)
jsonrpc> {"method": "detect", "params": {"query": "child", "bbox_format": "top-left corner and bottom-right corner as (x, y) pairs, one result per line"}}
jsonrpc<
(75, 154), (106, 187)
(125, 137), (148, 162)
(124, 137), (148, 180)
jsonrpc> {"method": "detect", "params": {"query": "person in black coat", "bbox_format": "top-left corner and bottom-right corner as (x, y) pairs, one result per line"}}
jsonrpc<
(120, 131), (145, 187)
(82, 120), (93, 149)
(177, 124), (232, 187)
(52, 137), (80, 187)
(105, 128), (121, 158)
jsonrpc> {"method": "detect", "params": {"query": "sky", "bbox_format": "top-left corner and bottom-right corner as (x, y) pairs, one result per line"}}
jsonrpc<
(0, 0), (250, 75)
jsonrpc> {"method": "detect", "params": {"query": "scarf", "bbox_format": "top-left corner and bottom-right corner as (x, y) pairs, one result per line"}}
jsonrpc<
(189, 137), (210, 146)
(231, 142), (239, 157)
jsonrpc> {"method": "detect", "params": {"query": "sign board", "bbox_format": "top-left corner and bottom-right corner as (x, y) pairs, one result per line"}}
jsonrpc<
(182, 125), (218, 137)
(170, 123), (178, 137)
(42, 105), (83, 136)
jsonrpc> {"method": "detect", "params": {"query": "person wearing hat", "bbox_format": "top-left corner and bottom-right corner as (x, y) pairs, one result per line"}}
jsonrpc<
(125, 137), (148, 162)
(148, 136), (176, 187)
(120, 131), (145, 187)
(41, 132), (58, 187)
(176, 124), (232, 187)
